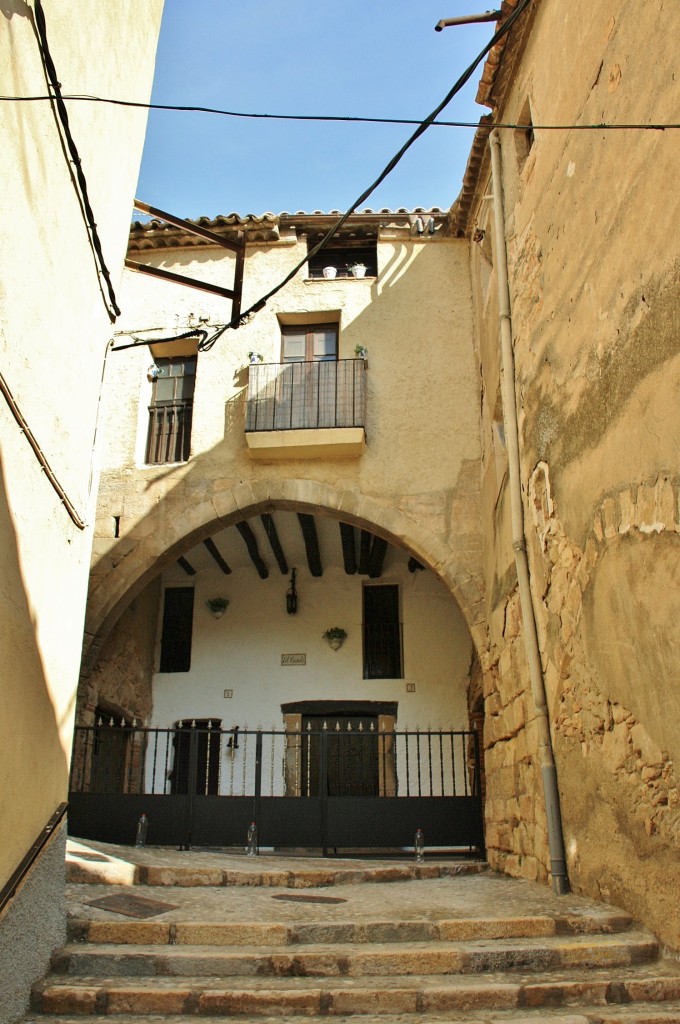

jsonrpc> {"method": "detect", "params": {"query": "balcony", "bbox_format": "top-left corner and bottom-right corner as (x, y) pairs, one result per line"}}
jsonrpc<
(245, 359), (366, 459)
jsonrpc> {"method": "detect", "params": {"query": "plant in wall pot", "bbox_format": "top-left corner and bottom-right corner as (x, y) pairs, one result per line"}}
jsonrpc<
(322, 626), (347, 651)
(348, 262), (367, 278)
(248, 351), (264, 364)
(207, 597), (229, 619)
(354, 344), (368, 360)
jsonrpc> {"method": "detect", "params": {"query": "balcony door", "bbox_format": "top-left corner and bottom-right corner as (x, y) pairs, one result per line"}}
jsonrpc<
(276, 324), (338, 430)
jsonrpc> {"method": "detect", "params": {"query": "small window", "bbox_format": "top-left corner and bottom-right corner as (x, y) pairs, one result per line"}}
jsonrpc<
(146, 356), (196, 464)
(515, 98), (534, 169)
(307, 239), (377, 279)
(363, 584), (403, 679)
(159, 587), (194, 672)
(281, 324), (338, 362)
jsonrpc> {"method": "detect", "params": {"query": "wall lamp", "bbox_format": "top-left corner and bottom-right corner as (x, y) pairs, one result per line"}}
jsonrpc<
(286, 568), (298, 615)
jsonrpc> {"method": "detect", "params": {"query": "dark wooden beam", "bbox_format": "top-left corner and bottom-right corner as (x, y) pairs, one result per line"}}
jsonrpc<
(297, 513), (323, 577)
(203, 538), (231, 574)
(260, 513), (288, 574)
(358, 530), (372, 575)
(235, 521), (269, 579)
(368, 537), (388, 579)
(339, 522), (357, 575)
(177, 556), (196, 576)
(408, 557), (425, 573)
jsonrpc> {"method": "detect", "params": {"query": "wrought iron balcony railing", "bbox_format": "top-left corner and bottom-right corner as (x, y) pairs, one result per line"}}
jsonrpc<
(245, 359), (366, 433)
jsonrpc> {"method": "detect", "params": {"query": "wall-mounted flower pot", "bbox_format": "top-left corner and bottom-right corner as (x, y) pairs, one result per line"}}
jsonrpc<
(322, 266), (337, 279)
(322, 627), (347, 650)
(349, 264), (367, 278)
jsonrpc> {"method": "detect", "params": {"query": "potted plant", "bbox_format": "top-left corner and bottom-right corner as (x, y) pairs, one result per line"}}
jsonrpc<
(248, 351), (264, 364)
(322, 266), (337, 279)
(348, 262), (367, 278)
(207, 597), (229, 619)
(322, 626), (347, 650)
(354, 344), (368, 360)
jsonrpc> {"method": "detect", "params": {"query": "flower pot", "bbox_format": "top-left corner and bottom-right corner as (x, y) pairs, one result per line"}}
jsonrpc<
(350, 264), (367, 278)
(327, 635), (344, 650)
(322, 266), (337, 279)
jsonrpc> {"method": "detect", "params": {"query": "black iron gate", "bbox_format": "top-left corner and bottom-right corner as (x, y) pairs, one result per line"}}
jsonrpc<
(69, 721), (484, 855)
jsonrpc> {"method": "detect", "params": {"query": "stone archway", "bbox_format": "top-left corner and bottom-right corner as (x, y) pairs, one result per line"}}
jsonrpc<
(83, 477), (486, 679)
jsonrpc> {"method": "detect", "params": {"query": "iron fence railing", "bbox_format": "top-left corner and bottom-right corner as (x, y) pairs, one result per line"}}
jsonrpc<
(245, 359), (366, 432)
(70, 722), (481, 800)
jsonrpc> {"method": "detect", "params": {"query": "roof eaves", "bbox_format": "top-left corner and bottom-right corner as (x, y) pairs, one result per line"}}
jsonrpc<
(476, 0), (541, 109)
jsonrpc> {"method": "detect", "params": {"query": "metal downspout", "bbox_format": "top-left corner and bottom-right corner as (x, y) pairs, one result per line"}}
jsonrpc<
(488, 128), (569, 895)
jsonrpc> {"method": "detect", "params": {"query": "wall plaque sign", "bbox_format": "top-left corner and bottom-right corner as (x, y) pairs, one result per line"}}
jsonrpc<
(281, 653), (306, 666)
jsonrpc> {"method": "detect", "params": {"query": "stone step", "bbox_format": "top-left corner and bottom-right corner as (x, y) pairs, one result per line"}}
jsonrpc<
(21, 1009), (680, 1024)
(51, 932), (659, 978)
(66, 854), (486, 889)
(31, 963), (680, 1017)
(66, 909), (635, 947)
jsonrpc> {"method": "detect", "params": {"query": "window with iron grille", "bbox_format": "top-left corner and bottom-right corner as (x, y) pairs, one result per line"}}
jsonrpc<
(363, 584), (403, 679)
(146, 356), (196, 464)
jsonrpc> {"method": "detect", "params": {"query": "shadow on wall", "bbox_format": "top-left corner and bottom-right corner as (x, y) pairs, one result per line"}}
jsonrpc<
(0, 449), (69, 888)
(84, 241), (483, 670)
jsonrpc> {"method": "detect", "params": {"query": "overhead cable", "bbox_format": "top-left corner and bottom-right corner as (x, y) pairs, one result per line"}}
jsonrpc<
(199, 0), (535, 349)
(1, 92), (677, 132)
(33, 0), (121, 321)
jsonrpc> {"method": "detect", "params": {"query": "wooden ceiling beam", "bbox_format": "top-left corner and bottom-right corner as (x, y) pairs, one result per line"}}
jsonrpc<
(297, 513), (323, 577)
(203, 537), (232, 574)
(408, 556), (425, 573)
(357, 530), (372, 575)
(260, 513), (288, 574)
(177, 556), (196, 576)
(368, 537), (388, 579)
(339, 522), (357, 575)
(235, 521), (269, 579)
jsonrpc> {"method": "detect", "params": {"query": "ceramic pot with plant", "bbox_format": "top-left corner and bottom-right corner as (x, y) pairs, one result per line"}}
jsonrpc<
(322, 626), (347, 650)
(349, 263), (367, 278)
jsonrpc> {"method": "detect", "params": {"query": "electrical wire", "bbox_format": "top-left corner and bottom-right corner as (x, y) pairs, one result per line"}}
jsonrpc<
(197, 0), (535, 350)
(111, 328), (208, 353)
(1, 93), (677, 133)
(0, 370), (86, 530)
(33, 0), (121, 322)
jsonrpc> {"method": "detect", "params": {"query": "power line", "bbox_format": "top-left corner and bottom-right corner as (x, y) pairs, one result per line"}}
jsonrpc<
(1, 92), (677, 132)
(33, 0), (121, 321)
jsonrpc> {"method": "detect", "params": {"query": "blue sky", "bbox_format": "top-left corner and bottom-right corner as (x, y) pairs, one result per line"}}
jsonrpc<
(135, 1), (494, 218)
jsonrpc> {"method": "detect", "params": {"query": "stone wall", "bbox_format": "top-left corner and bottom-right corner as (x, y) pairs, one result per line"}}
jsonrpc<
(466, 0), (680, 946)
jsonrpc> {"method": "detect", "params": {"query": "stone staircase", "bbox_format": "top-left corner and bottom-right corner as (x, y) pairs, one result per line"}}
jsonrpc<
(26, 841), (680, 1024)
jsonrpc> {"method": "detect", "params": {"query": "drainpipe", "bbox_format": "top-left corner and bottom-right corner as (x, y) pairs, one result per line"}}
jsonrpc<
(488, 128), (569, 895)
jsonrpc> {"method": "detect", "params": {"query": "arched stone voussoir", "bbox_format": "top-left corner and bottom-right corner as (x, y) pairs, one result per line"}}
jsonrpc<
(84, 476), (486, 671)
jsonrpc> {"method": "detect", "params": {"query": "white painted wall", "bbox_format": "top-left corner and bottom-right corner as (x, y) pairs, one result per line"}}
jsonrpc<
(146, 545), (472, 797)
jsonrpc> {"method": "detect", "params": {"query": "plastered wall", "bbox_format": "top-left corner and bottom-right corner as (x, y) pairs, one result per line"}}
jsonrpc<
(0, 0), (163, 1016)
(86, 230), (485, 665)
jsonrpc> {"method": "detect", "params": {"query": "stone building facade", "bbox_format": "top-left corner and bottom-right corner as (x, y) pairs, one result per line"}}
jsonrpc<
(457, 0), (680, 948)
(80, 210), (485, 762)
(74, 0), (680, 962)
